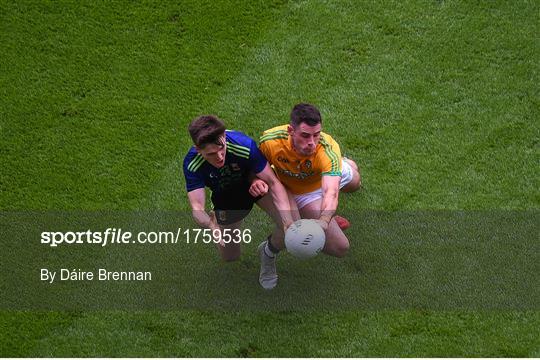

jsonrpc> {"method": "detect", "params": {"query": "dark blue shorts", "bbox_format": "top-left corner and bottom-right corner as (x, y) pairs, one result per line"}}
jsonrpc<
(211, 186), (262, 225)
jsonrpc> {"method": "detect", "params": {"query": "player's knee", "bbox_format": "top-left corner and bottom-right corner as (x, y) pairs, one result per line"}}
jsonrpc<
(341, 161), (361, 193)
(350, 173), (362, 192)
(333, 242), (350, 258)
(345, 158), (359, 172)
(342, 174), (361, 193)
(326, 239), (349, 258)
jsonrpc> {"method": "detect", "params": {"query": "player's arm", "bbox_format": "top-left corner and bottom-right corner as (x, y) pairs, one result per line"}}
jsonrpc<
(317, 135), (343, 230)
(255, 163), (294, 230)
(248, 173), (269, 197)
(249, 140), (271, 197)
(319, 175), (340, 230)
(187, 188), (222, 243)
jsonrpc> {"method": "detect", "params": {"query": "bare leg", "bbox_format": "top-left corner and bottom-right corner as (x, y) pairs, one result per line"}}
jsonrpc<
(341, 158), (361, 193)
(255, 189), (301, 290)
(256, 188), (301, 249)
(215, 219), (243, 262)
(299, 199), (350, 257)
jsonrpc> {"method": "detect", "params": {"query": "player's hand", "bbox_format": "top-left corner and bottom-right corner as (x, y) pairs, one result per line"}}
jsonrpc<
(249, 178), (269, 197)
(208, 211), (224, 247)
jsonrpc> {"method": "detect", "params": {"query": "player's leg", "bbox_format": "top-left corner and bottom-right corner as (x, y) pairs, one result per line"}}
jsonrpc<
(255, 189), (300, 290)
(340, 158), (361, 193)
(299, 199), (350, 258)
(211, 187), (256, 262)
(255, 191), (280, 289)
(215, 219), (243, 262)
(256, 189), (300, 249)
(332, 158), (361, 230)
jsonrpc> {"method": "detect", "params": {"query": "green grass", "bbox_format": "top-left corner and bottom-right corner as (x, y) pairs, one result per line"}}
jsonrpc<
(1, 0), (539, 357)
(2, 311), (539, 357)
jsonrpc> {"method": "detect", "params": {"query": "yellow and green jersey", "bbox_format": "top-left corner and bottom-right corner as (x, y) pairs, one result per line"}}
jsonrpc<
(259, 125), (342, 195)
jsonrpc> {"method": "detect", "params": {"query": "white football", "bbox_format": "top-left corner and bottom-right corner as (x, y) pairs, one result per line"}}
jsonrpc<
(284, 219), (326, 259)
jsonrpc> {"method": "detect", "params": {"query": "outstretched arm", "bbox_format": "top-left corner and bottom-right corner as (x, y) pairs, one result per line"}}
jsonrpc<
(255, 163), (294, 230)
(187, 188), (222, 244)
(318, 175), (340, 230)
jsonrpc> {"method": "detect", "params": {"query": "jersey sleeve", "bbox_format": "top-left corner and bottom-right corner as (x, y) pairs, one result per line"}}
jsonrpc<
(259, 139), (272, 163)
(183, 156), (206, 192)
(249, 137), (268, 174)
(318, 135), (342, 176)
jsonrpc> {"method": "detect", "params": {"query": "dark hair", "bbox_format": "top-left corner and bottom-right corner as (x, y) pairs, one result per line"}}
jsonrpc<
(290, 103), (322, 128)
(188, 115), (226, 148)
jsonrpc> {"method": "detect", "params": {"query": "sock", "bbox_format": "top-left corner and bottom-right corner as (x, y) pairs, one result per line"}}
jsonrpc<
(264, 235), (279, 258)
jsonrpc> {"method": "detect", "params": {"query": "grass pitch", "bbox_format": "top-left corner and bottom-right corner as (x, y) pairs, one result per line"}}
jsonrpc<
(1, 0), (539, 357)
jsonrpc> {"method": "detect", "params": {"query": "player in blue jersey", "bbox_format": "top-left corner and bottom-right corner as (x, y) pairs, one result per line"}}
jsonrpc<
(183, 115), (293, 268)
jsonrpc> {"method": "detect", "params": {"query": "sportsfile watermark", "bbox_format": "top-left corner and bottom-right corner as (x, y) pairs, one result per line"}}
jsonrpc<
(40, 228), (253, 247)
(0, 211), (538, 310)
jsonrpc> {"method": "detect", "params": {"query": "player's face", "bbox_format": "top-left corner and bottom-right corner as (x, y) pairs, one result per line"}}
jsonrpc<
(197, 138), (226, 168)
(288, 123), (321, 156)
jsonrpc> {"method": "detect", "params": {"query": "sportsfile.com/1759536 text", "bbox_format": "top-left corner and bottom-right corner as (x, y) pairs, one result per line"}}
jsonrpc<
(40, 228), (252, 247)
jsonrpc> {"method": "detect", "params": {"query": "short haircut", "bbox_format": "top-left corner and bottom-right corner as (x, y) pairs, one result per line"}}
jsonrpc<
(290, 103), (322, 128)
(188, 115), (226, 148)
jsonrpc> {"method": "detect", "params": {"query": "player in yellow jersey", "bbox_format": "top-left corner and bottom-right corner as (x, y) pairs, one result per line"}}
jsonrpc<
(253, 103), (361, 289)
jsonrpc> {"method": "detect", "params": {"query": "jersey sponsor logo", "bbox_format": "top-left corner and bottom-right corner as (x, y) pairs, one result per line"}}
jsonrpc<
(277, 156), (290, 163)
(277, 167), (314, 180)
(295, 160), (312, 171)
(217, 165), (243, 189)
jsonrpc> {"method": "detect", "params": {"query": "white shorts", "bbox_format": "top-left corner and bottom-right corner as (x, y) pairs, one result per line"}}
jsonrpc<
(294, 159), (354, 209)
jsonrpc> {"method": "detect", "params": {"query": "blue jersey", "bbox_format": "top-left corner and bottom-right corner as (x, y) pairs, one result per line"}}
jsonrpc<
(183, 130), (267, 194)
